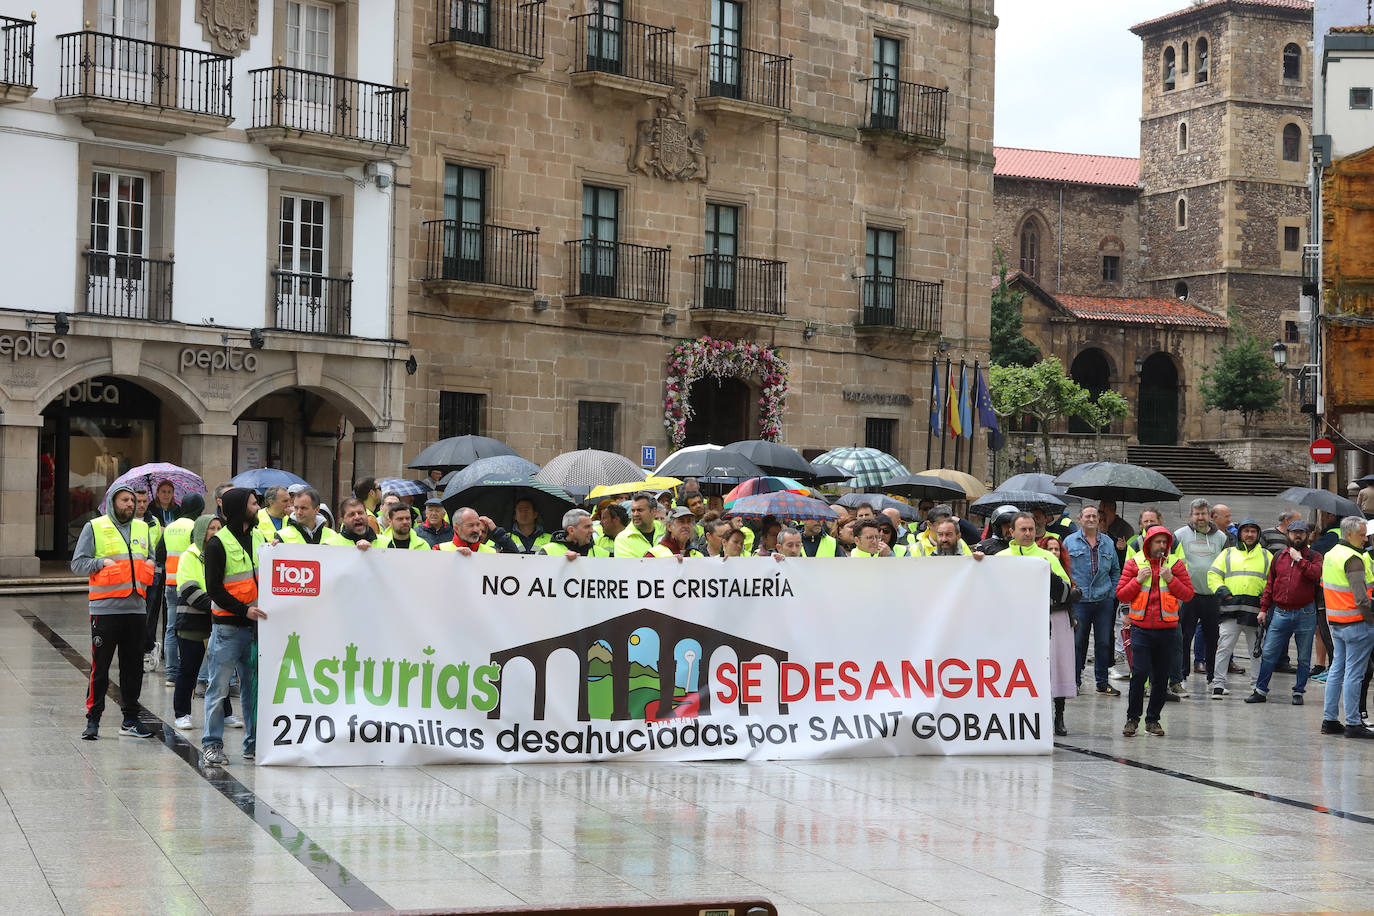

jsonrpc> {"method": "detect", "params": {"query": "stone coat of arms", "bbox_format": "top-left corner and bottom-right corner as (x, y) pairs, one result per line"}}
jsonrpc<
(196, 0), (260, 55)
(628, 84), (709, 183)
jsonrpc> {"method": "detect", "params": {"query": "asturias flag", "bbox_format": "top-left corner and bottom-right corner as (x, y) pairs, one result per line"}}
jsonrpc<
(976, 366), (1000, 434)
(958, 366), (973, 439)
(947, 363), (963, 439)
(929, 360), (942, 435)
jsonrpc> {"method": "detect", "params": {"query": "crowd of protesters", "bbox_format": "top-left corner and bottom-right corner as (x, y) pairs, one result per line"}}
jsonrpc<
(70, 472), (1374, 764)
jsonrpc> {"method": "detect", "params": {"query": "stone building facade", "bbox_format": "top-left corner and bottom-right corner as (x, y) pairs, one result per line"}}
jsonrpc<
(401, 0), (997, 477)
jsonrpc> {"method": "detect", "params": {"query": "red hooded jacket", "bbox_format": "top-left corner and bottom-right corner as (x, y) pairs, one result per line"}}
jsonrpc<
(1116, 525), (1195, 629)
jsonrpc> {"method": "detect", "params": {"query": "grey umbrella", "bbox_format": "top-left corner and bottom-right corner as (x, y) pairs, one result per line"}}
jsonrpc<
(1054, 462), (1117, 487)
(1278, 487), (1362, 519)
(534, 449), (645, 491)
(408, 435), (520, 471)
(835, 493), (920, 521)
(1065, 463), (1182, 502)
(879, 473), (966, 500)
(1000, 472), (1071, 497)
(969, 489), (1067, 518)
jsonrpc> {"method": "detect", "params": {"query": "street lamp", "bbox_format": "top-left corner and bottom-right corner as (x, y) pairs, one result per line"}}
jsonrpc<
(1271, 339), (1288, 369)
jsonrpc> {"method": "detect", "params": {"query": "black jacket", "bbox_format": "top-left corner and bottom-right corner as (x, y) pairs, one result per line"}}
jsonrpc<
(204, 488), (257, 627)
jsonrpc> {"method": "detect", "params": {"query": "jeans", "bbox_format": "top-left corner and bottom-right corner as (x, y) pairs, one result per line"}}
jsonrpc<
(203, 624), (256, 753)
(1128, 625), (1178, 723)
(162, 585), (179, 680)
(1324, 621), (1374, 726)
(1073, 597), (1116, 688)
(1177, 594), (1220, 683)
(1212, 617), (1259, 691)
(1254, 605), (1316, 696)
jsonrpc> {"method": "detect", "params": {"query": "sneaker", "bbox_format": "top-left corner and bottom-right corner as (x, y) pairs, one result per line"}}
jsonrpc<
(1313, 670), (1329, 683)
(194, 681), (207, 698)
(224, 715), (244, 729)
(80, 720), (99, 741)
(1310, 665), (1327, 679)
(1212, 687), (1228, 699)
(142, 651), (158, 673)
(173, 715), (193, 730)
(1322, 719), (1345, 735)
(1292, 695), (1304, 706)
(1169, 682), (1189, 698)
(164, 678), (175, 688)
(242, 748), (255, 761)
(201, 745), (229, 767)
(1145, 721), (1166, 737)
(1244, 692), (1267, 704)
(1108, 666), (1130, 681)
(119, 721), (154, 739)
(1345, 724), (1374, 739)
(1097, 684), (1121, 697)
(1122, 717), (1139, 737)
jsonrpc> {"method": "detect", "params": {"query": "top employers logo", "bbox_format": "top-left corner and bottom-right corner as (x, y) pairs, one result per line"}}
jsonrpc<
(272, 559), (321, 596)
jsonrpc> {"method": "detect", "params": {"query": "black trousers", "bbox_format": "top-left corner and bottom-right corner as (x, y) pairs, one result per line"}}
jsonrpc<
(86, 613), (145, 723)
(1128, 625), (1178, 723)
(1177, 594), (1220, 683)
(174, 635), (232, 720)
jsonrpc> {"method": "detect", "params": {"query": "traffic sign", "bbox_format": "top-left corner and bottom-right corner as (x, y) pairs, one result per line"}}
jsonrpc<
(1309, 438), (1334, 462)
(641, 445), (657, 469)
(1311, 462), (1336, 474)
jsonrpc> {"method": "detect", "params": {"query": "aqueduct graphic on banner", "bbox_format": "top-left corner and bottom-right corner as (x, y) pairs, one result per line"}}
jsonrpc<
(488, 609), (789, 722)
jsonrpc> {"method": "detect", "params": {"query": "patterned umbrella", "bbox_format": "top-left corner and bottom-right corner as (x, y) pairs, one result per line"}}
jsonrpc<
(229, 467), (309, 493)
(916, 468), (988, 499)
(723, 492), (841, 523)
(813, 447), (910, 489)
(969, 489), (1067, 518)
(534, 449), (646, 491)
(101, 462), (205, 513)
(835, 493), (920, 521)
(408, 435), (520, 471)
(722, 476), (809, 506)
(377, 477), (430, 498)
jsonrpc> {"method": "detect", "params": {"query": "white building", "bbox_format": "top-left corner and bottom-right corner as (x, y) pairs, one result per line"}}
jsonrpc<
(0, 1), (413, 574)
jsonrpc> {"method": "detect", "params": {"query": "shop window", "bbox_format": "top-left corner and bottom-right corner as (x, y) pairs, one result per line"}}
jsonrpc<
(576, 401), (618, 451)
(1283, 43), (1300, 81)
(1196, 37), (1208, 82)
(1102, 255), (1120, 283)
(1351, 88), (1372, 109)
(1282, 123), (1301, 162)
(1163, 46), (1175, 91)
(1284, 226), (1300, 251)
(439, 391), (484, 437)
(865, 417), (896, 455)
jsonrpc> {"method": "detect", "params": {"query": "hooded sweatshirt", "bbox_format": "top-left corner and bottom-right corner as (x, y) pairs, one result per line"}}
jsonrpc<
(175, 514), (219, 638)
(203, 488), (259, 627)
(70, 482), (147, 615)
(1117, 525), (1195, 628)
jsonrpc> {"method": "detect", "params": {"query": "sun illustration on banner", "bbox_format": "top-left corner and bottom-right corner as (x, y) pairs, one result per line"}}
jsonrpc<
(586, 628), (704, 722)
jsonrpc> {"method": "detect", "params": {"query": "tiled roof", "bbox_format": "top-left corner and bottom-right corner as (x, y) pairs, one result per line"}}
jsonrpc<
(1056, 295), (1229, 329)
(1329, 25), (1374, 34)
(993, 147), (1140, 189)
(1132, 0), (1312, 33)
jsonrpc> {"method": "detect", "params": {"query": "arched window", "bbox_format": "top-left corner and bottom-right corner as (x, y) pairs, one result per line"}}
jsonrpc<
(1283, 43), (1301, 81)
(1181, 41), (1189, 76)
(1175, 281), (1188, 300)
(1019, 221), (1040, 280)
(1282, 122), (1302, 162)
(1163, 46), (1176, 91)
(1196, 38), (1209, 82)
(1179, 122), (1188, 151)
(1177, 197), (1187, 228)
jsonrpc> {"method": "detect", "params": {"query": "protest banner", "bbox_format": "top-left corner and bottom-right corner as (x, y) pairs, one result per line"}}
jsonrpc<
(257, 546), (1051, 765)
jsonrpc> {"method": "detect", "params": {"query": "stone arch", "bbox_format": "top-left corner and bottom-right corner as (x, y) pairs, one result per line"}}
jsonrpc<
(33, 359), (204, 421)
(1097, 236), (1124, 253)
(1015, 209), (1050, 281)
(1282, 42), (1301, 82)
(1178, 120), (1188, 152)
(1195, 36), (1209, 82)
(1281, 121), (1303, 163)
(1069, 347), (1114, 434)
(1163, 45), (1176, 91)
(225, 369), (382, 430)
(1137, 352), (1182, 446)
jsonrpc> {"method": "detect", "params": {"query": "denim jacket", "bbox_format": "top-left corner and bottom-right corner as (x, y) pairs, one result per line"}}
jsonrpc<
(1063, 529), (1121, 602)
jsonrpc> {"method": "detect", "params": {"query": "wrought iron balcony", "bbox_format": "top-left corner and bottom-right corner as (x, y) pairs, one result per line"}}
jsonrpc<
(55, 31), (231, 140)
(565, 239), (669, 303)
(690, 254), (786, 316)
(433, 0), (545, 74)
(695, 44), (790, 116)
(1, 14), (35, 100)
(422, 220), (539, 309)
(860, 78), (948, 150)
(84, 252), (173, 322)
(1302, 243), (1319, 297)
(273, 270), (352, 335)
(248, 67), (408, 167)
(855, 276), (942, 333)
(570, 13), (674, 101)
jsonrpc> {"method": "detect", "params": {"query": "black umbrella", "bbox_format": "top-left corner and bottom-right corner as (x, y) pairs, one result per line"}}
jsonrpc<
(722, 440), (815, 478)
(1054, 462), (1117, 487)
(1064, 463), (1182, 503)
(805, 462), (852, 485)
(835, 493), (920, 521)
(655, 445), (765, 481)
(880, 473), (966, 500)
(968, 489), (1067, 518)
(441, 475), (574, 531)
(1278, 487), (1362, 519)
(408, 435), (519, 471)
(443, 456), (541, 495)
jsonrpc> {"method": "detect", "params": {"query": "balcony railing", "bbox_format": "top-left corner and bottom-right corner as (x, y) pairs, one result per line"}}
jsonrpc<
(434, 0), (545, 59)
(565, 239), (669, 303)
(690, 254), (786, 315)
(423, 220), (539, 289)
(84, 252), (173, 321)
(861, 78), (948, 144)
(250, 67), (408, 146)
(2, 15), (35, 87)
(695, 44), (790, 110)
(1302, 243), (1319, 295)
(273, 270), (352, 335)
(857, 276), (942, 332)
(57, 31), (232, 116)
(570, 13), (674, 85)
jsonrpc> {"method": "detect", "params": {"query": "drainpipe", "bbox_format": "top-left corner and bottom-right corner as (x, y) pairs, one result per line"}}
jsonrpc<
(1056, 186), (1063, 293)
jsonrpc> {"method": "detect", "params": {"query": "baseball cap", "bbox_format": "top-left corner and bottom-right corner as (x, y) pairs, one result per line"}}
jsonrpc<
(669, 506), (695, 520)
(424, 497), (443, 507)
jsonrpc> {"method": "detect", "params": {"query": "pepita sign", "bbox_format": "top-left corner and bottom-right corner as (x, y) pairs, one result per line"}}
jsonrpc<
(179, 346), (258, 375)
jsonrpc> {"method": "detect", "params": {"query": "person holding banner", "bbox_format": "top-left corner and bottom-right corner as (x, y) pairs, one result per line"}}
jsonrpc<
(1002, 514), (1077, 737)
(438, 508), (501, 554)
(851, 520), (895, 558)
(376, 504), (430, 550)
(541, 509), (609, 558)
(334, 498), (376, 549)
(1117, 526), (1195, 738)
(655, 507), (706, 558)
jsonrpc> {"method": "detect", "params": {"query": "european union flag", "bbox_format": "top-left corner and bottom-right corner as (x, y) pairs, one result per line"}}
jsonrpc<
(976, 367), (1000, 434)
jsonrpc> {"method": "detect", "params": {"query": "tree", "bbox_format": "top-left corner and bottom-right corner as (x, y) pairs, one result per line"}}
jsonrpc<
(988, 357), (1089, 473)
(1073, 389), (1132, 454)
(1199, 329), (1284, 429)
(991, 248), (1040, 367)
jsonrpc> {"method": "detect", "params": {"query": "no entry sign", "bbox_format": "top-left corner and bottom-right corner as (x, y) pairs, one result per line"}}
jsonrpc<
(1310, 438), (1335, 462)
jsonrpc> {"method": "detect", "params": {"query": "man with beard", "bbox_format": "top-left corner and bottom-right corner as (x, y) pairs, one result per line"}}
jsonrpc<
(1247, 521), (1322, 705)
(71, 482), (156, 740)
(928, 518), (984, 559)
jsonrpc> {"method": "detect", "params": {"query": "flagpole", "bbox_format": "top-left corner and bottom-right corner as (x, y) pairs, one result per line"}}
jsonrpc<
(926, 355), (935, 470)
(939, 357), (949, 468)
(968, 359), (979, 476)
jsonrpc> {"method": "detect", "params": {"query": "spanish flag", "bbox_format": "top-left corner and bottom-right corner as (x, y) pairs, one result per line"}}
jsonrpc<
(947, 362), (963, 438)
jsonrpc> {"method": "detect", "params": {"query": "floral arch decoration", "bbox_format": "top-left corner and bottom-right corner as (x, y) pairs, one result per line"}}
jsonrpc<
(664, 336), (789, 450)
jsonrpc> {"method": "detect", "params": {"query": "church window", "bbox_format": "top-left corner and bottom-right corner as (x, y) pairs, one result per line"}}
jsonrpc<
(1018, 221), (1040, 280)
(1178, 122), (1187, 151)
(1176, 197), (1186, 229)
(1282, 123), (1301, 162)
(1175, 281), (1188, 300)
(1163, 47), (1175, 91)
(1283, 43), (1300, 81)
(1196, 38), (1209, 82)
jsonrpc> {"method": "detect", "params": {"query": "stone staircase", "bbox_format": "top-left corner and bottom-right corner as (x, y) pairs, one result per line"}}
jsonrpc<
(0, 575), (87, 596)
(1126, 445), (1297, 497)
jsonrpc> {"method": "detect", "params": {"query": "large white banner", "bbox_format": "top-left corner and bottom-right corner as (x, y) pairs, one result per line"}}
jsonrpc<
(257, 546), (1051, 766)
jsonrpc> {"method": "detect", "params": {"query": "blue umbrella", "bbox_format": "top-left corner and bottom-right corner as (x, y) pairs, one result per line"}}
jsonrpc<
(377, 477), (429, 498)
(229, 468), (308, 492)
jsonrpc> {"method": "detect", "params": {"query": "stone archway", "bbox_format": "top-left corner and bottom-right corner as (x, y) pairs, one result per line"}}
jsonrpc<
(1137, 352), (1180, 445)
(1069, 348), (1112, 434)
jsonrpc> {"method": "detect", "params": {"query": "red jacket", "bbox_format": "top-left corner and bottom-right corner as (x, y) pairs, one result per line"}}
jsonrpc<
(1260, 546), (1322, 613)
(1116, 526), (1195, 628)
